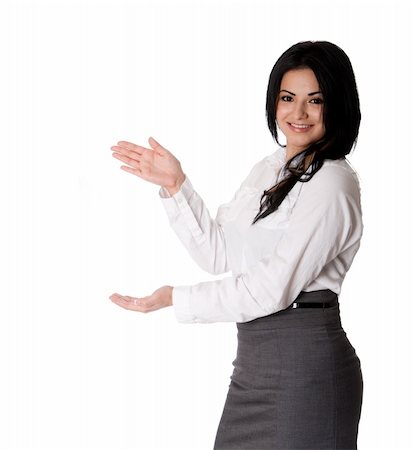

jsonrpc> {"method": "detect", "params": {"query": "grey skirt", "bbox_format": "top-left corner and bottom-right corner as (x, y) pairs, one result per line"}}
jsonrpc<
(213, 289), (363, 450)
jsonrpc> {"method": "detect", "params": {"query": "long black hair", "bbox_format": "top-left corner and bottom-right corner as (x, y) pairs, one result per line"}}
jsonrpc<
(252, 40), (361, 225)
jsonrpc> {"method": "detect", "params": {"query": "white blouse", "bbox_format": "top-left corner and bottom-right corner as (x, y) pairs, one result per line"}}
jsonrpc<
(158, 145), (364, 324)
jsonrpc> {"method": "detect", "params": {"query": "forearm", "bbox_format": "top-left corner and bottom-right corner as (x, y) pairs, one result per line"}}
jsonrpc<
(159, 175), (230, 275)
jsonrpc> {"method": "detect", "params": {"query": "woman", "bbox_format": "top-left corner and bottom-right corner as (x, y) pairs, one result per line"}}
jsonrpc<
(109, 40), (364, 449)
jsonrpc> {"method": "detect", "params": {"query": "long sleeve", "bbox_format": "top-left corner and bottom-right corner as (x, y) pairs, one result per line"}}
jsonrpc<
(158, 162), (263, 275)
(171, 163), (364, 324)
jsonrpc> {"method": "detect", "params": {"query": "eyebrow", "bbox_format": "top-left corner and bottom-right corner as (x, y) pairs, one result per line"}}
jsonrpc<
(280, 89), (322, 96)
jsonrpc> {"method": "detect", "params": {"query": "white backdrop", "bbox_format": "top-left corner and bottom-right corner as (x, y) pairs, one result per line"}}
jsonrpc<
(1, 0), (411, 449)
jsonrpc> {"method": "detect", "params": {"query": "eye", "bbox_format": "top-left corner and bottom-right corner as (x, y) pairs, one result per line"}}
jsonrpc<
(280, 95), (324, 104)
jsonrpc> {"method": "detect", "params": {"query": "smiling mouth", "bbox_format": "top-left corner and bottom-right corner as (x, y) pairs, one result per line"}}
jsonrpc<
(288, 122), (313, 129)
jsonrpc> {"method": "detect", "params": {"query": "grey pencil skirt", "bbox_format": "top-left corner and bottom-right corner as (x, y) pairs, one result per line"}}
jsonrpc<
(213, 289), (363, 450)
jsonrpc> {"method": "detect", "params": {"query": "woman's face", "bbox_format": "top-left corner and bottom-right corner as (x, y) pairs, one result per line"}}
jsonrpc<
(275, 68), (326, 160)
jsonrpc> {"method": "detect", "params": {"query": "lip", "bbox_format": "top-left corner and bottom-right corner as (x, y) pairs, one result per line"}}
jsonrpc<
(287, 122), (314, 133)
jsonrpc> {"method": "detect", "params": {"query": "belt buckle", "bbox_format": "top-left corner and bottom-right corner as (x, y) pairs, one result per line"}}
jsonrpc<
(290, 301), (328, 309)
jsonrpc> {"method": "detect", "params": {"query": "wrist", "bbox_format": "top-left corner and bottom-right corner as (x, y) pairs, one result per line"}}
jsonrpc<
(169, 286), (174, 306)
(165, 173), (186, 195)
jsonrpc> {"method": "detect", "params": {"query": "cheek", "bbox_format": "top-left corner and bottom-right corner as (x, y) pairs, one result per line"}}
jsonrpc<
(310, 111), (325, 132)
(316, 119), (326, 137)
(275, 103), (289, 119)
(316, 107), (325, 123)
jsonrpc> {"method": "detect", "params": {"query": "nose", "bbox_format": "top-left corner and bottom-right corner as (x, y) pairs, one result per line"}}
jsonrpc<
(293, 101), (309, 120)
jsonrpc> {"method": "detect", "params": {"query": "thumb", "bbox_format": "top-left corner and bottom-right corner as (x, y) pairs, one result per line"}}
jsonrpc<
(148, 136), (166, 154)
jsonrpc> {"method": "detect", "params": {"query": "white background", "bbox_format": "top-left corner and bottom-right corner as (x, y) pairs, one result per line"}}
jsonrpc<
(1, 0), (411, 449)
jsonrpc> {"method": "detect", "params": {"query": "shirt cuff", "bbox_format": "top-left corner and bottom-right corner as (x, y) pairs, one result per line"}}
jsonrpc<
(172, 285), (200, 324)
(158, 175), (205, 242)
(158, 175), (193, 198)
(158, 176), (194, 212)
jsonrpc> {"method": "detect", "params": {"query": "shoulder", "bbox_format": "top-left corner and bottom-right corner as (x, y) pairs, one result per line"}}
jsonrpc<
(305, 157), (361, 198)
(294, 158), (362, 218)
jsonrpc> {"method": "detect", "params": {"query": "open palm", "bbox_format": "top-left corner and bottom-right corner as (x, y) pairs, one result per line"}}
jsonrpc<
(111, 136), (185, 190)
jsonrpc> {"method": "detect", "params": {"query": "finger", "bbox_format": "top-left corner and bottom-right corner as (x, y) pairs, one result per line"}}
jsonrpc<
(120, 165), (142, 176)
(110, 293), (132, 302)
(148, 136), (167, 156)
(111, 146), (143, 163)
(110, 294), (154, 313)
(110, 294), (137, 311)
(112, 152), (141, 169)
(116, 141), (149, 156)
(112, 155), (144, 178)
(148, 136), (160, 148)
(130, 296), (156, 313)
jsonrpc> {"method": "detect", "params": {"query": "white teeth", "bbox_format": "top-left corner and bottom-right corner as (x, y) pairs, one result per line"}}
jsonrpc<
(290, 123), (312, 129)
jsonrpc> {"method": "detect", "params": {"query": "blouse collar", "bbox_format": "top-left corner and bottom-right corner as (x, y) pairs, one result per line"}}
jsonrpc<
(269, 145), (306, 167)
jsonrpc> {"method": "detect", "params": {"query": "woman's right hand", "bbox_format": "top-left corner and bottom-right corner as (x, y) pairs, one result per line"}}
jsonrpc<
(110, 136), (186, 194)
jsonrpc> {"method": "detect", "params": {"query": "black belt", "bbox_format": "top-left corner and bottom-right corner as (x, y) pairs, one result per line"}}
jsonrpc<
(288, 300), (337, 309)
(287, 290), (339, 309)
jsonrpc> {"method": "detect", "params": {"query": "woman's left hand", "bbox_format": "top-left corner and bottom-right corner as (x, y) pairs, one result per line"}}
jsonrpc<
(109, 285), (173, 313)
